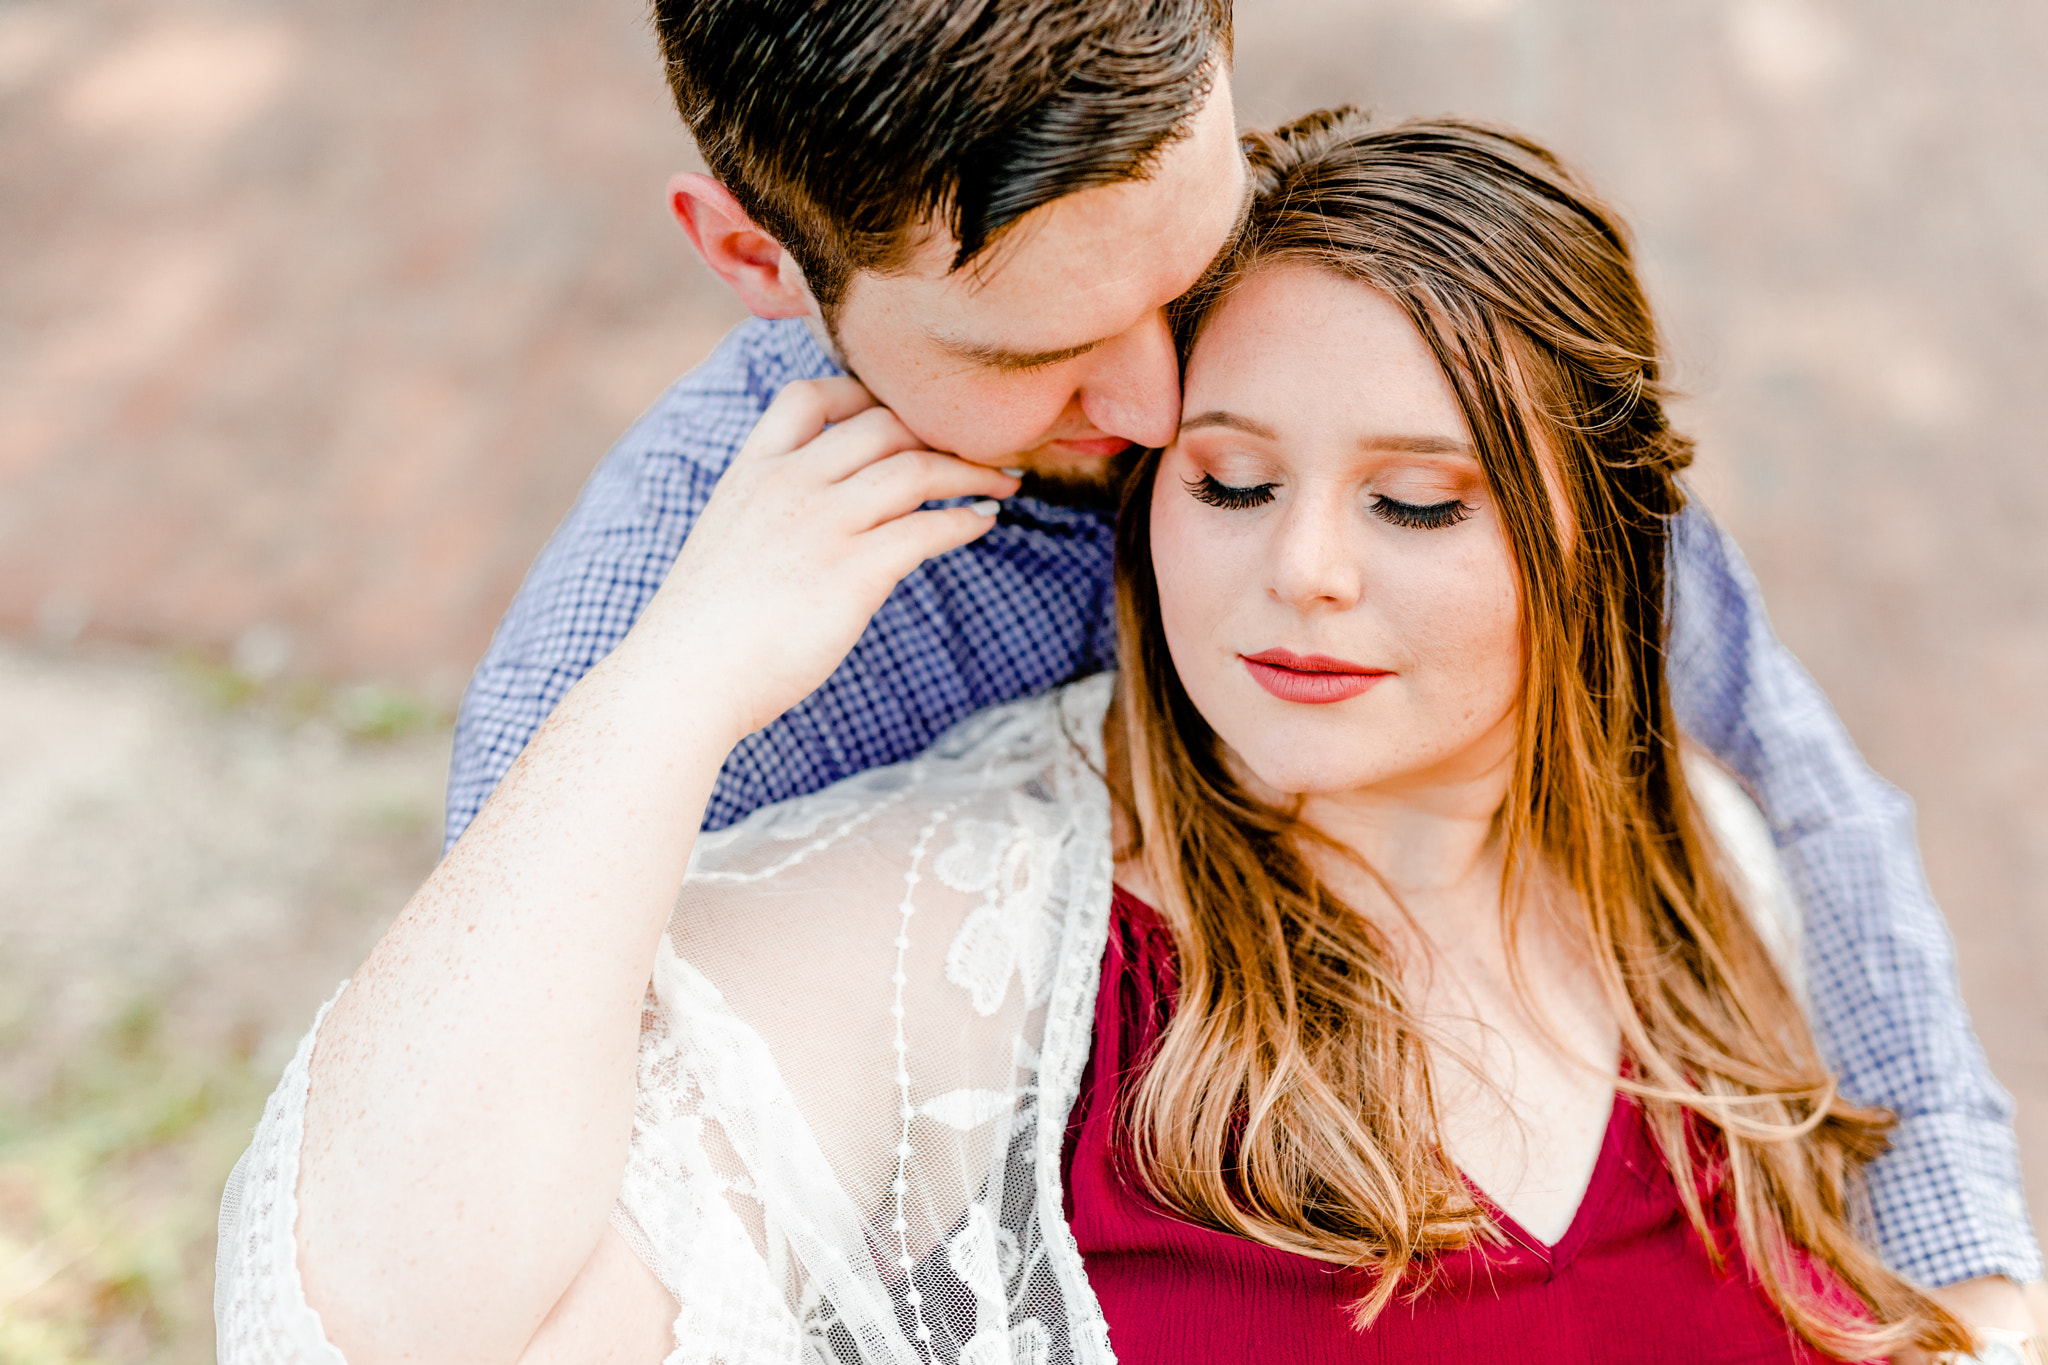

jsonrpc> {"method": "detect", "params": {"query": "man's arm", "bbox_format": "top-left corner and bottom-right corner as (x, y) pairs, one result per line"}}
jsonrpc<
(444, 463), (697, 853)
(1666, 502), (2040, 1288)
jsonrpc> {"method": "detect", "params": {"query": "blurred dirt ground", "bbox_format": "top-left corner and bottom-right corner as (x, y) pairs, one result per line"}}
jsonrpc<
(0, 0), (2044, 1358)
(0, 643), (447, 1360)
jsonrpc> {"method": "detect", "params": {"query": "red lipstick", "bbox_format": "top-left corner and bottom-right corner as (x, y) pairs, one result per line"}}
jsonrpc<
(1241, 649), (1391, 705)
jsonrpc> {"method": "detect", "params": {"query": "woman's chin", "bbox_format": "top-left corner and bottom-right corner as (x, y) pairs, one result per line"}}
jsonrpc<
(1221, 725), (1507, 806)
(1224, 742), (1402, 803)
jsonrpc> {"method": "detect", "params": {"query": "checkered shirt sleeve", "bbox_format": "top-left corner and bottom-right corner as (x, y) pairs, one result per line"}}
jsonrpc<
(1668, 504), (2040, 1287)
(446, 316), (2036, 1290)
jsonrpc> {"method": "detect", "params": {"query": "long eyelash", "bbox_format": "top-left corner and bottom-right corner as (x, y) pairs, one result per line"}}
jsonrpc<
(1372, 494), (1471, 530)
(1185, 473), (1276, 510)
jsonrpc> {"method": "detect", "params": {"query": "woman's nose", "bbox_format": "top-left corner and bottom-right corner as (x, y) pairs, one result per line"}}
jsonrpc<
(1266, 493), (1364, 611)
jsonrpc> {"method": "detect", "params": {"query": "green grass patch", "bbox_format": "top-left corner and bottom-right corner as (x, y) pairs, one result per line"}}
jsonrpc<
(0, 1000), (271, 1364)
(168, 650), (448, 743)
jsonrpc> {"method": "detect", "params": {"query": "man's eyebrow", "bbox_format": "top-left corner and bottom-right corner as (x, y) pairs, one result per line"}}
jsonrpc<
(931, 166), (1257, 374)
(928, 334), (1106, 371)
(1179, 410), (1276, 439)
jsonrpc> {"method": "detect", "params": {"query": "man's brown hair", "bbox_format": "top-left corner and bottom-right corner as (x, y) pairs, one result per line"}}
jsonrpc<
(654, 0), (1230, 316)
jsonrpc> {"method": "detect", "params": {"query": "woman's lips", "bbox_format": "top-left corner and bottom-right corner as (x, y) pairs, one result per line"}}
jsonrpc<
(1240, 649), (1392, 705)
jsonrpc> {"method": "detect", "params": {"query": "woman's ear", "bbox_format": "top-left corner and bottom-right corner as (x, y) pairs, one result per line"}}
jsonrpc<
(668, 173), (814, 319)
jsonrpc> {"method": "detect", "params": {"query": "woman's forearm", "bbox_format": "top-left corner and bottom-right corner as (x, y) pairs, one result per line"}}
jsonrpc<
(296, 634), (737, 1365)
(280, 378), (1017, 1365)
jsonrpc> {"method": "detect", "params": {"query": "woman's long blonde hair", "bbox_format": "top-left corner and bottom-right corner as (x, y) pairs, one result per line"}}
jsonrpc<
(1111, 111), (1968, 1360)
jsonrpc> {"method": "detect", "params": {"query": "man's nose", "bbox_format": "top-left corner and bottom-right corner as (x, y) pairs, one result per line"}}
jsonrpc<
(1076, 310), (1180, 449)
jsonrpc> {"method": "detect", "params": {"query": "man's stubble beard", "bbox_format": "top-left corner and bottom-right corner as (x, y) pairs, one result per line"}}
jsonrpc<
(1015, 445), (1144, 513)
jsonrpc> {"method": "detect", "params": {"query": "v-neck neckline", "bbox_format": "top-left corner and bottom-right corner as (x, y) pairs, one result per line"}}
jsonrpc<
(1459, 1085), (1631, 1276)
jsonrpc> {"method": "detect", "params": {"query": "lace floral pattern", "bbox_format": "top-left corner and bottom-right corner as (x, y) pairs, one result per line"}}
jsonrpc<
(216, 676), (1120, 1365)
(620, 675), (1119, 1365)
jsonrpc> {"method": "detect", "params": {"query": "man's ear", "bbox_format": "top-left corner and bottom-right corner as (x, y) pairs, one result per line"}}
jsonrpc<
(668, 173), (814, 319)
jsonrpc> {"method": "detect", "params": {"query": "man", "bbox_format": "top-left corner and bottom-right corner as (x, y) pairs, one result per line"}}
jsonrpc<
(446, 0), (2038, 1344)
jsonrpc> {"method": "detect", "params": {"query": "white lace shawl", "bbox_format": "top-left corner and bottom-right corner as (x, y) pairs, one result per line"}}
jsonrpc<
(215, 672), (1797, 1365)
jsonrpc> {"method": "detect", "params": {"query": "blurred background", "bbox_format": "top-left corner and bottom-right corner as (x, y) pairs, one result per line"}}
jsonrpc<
(1, 0), (2042, 1356)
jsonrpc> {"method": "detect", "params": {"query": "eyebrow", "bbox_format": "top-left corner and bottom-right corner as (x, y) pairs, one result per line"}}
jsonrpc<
(1361, 434), (1475, 456)
(929, 333), (1107, 372)
(1178, 413), (1476, 457)
(1179, 410), (1276, 439)
(929, 167), (1259, 374)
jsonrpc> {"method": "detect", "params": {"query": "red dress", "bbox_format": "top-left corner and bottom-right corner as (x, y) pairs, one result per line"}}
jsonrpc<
(1062, 887), (1872, 1364)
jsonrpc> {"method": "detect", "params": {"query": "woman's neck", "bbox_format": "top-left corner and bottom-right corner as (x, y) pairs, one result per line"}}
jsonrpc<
(1276, 715), (1518, 917)
(1274, 731), (1622, 1246)
(1106, 705), (1621, 1245)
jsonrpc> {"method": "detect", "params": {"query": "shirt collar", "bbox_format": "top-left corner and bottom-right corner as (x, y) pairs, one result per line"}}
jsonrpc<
(750, 316), (846, 388)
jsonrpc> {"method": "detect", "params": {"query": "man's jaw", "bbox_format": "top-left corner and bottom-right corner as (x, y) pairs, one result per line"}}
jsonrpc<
(826, 330), (1138, 504)
(1012, 443), (1144, 511)
(830, 325), (1142, 510)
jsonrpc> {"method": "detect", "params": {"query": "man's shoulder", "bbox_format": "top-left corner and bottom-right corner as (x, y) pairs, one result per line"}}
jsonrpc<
(474, 318), (836, 642)
(566, 316), (842, 533)
(619, 315), (842, 476)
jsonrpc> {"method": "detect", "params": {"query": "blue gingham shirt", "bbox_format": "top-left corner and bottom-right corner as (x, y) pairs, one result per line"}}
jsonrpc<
(449, 316), (2038, 1289)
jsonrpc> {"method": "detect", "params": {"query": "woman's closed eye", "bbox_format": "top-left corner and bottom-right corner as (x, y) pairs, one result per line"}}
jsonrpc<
(1186, 472), (1276, 510)
(1372, 494), (1471, 530)
(1186, 472), (1474, 530)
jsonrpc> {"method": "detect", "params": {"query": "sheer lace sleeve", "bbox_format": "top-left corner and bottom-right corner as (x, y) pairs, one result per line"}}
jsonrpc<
(616, 674), (1119, 1365)
(214, 676), (1121, 1365)
(1683, 747), (1805, 1001)
(215, 989), (350, 1365)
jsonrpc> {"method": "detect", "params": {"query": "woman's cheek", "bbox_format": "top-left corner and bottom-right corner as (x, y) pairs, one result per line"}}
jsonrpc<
(1151, 515), (1208, 651)
(1450, 532), (1525, 724)
(1394, 528), (1522, 719)
(1151, 497), (1244, 696)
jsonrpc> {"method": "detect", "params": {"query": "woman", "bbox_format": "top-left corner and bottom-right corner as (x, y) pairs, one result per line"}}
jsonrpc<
(216, 114), (1983, 1364)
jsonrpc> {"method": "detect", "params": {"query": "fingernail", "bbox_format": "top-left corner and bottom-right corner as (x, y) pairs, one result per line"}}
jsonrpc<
(1000, 467), (1024, 478)
(970, 499), (1002, 517)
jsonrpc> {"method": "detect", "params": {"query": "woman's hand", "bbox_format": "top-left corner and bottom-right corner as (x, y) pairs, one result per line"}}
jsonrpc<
(620, 376), (1019, 745)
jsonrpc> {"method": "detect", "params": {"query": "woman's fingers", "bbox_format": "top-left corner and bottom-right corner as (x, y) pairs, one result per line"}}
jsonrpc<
(632, 382), (1017, 740)
(736, 377), (880, 465)
(858, 504), (1007, 577)
(751, 398), (1020, 531)
(800, 405), (927, 482)
(742, 391), (1016, 516)
(839, 448), (1019, 532)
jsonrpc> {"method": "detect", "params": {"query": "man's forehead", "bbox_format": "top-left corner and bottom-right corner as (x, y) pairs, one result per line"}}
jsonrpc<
(969, 74), (1239, 283)
(890, 82), (1249, 356)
